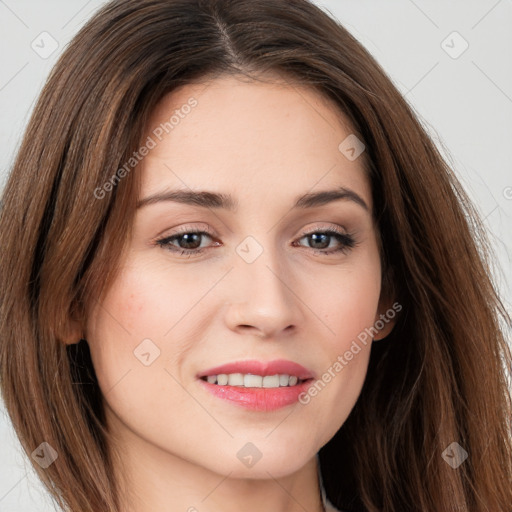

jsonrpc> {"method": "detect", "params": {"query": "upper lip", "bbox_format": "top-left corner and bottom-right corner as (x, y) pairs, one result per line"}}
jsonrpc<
(197, 359), (315, 380)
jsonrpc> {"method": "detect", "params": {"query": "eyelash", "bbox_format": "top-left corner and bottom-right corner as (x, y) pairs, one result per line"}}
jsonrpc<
(155, 225), (358, 257)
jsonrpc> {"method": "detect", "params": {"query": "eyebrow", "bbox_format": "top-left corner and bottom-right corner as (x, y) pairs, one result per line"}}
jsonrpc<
(136, 186), (369, 212)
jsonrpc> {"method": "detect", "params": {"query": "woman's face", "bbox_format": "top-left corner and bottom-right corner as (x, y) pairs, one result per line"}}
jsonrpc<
(85, 74), (393, 479)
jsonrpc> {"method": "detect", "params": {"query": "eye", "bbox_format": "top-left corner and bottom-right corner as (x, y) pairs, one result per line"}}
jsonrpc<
(154, 226), (357, 257)
(293, 228), (357, 255)
(155, 229), (217, 256)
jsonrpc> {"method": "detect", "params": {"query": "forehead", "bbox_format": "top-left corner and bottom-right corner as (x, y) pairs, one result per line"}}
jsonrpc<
(138, 74), (371, 210)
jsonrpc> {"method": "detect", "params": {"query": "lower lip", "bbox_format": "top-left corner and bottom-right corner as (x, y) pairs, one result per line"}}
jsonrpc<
(198, 379), (313, 411)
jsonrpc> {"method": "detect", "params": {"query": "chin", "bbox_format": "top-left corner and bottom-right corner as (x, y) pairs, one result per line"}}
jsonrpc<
(198, 439), (317, 480)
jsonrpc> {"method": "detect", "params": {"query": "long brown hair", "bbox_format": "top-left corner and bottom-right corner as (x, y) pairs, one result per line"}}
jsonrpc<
(0, 1), (510, 511)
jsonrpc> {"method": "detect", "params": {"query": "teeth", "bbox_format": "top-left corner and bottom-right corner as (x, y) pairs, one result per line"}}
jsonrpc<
(262, 375), (280, 388)
(244, 374), (262, 387)
(217, 374), (228, 385)
(228, 373), (244, 386)
(203, 373), (304, 388)
(279, 374), (289, 386)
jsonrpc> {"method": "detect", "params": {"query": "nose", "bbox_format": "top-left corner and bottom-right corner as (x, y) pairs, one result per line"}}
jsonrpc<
(223, 244), (304, 339)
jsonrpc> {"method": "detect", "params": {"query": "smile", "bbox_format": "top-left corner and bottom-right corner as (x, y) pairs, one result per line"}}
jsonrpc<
(201, 373), (305, 387)
(197, 359), (315, 411)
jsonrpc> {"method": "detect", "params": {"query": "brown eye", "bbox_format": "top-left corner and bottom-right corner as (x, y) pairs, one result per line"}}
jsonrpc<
(156, 230), (216, 255)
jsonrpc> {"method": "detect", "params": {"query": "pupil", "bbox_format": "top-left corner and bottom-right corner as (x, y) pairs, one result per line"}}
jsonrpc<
(180, 233), (201, 249)
(310, 233), (329, 249)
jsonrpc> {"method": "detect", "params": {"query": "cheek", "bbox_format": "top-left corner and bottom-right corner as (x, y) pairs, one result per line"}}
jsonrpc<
(87, 255), (196, 341)
(84, 275), (185, 437)
(296, 251), (381, 435)
(323, 276), (380, 329)
(314, 270), (378, 378)
(84, 257), (211, 394)
(306, 253), (382, 353)
(84, 264), (162, 393)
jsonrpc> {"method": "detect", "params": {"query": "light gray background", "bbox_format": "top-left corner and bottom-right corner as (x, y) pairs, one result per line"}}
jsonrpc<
(1, 1), (511, 510)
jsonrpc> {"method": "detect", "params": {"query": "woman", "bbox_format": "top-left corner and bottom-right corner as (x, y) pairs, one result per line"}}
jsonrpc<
(0, 1), (510, 511)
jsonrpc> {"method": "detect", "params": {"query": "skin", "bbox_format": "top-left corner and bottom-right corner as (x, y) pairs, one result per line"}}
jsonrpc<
(77, 74), (395, 512)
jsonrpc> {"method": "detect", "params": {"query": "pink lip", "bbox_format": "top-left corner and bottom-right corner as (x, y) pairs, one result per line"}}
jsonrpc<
(197, 359), (315, 380)
(197, 359), (315, 412)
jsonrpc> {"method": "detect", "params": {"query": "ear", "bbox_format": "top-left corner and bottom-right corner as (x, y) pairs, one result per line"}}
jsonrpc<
(372, 295), (399, 341)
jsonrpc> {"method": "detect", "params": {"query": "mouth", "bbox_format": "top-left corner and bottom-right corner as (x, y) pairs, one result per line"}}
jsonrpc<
(196, 359), (315, 411)
(200, 373), (308, 387)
